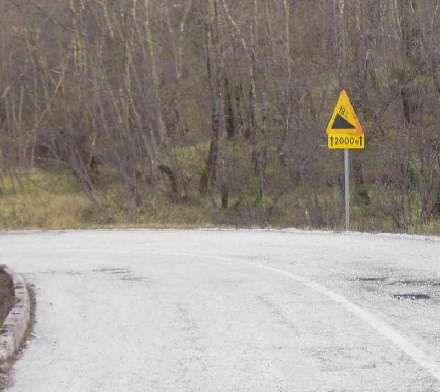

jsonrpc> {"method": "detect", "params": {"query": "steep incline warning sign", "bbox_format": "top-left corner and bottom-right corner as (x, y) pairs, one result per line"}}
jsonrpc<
(326, 90), (363, 136)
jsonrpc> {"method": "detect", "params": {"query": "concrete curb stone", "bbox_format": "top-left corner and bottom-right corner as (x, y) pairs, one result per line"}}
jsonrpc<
(0, 266), (31, 362)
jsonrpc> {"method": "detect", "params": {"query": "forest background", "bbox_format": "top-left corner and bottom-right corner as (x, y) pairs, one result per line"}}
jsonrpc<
(1, 0), (440, 233)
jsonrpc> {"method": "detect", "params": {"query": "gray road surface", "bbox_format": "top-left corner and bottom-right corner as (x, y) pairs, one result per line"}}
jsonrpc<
(1, 229), (440, 391)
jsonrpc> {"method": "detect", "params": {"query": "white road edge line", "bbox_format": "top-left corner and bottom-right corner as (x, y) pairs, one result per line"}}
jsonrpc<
(146, 250), (440, 381)
(253, 263), (440, 382)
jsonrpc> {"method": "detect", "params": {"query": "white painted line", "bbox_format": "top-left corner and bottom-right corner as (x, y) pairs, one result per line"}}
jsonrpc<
(146, 250), (440, 381)
(252, 263), (440, 382)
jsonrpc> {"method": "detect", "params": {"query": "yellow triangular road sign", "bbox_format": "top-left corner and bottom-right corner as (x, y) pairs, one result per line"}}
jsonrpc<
(326, 90), (363, 135)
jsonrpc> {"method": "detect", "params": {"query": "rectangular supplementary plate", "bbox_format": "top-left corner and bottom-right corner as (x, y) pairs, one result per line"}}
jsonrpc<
(327, 134), (365, 150)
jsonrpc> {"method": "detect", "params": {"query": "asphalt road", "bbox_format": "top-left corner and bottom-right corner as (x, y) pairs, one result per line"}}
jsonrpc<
(1, 229), (440, 391)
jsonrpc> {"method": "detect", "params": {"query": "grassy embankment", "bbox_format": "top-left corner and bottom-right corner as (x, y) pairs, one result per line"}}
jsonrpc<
(0, 140), (439, 234)
(0, 167), (213, 230)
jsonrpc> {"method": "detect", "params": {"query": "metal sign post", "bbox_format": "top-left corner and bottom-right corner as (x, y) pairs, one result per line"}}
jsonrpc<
(344, 149), (350, 231)
(326, 90), (364, 232)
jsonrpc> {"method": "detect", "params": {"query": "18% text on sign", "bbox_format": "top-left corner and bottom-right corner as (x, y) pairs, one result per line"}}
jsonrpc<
(326, 90), (365, 149)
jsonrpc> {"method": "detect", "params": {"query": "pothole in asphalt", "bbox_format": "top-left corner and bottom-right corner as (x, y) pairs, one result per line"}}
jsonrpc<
(356, 277), (387, 283)
(92, 267), (130, 274)
(389, 279), (440, 286)
(92, 267), (153, 285)
(393, 293), (431, 300)
(107, 269), (130, 275)
(119, 276), (149, 282)
(36, 270), (83, 276)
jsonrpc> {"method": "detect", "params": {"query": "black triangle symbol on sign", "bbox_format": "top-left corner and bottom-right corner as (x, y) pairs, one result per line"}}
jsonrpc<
(332, 113), (356, 129)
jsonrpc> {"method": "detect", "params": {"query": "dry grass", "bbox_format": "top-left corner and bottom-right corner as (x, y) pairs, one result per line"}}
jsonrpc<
(0, 187), (214, 230)
(0, 168), (216, 230)
(0, 193), (92, 230)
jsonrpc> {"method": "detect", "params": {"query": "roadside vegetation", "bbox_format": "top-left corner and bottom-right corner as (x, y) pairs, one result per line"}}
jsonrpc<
(1, 0), (440, 234)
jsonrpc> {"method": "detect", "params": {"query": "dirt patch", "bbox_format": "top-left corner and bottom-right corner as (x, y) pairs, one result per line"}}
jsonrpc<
(0, 268), (15, 327)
